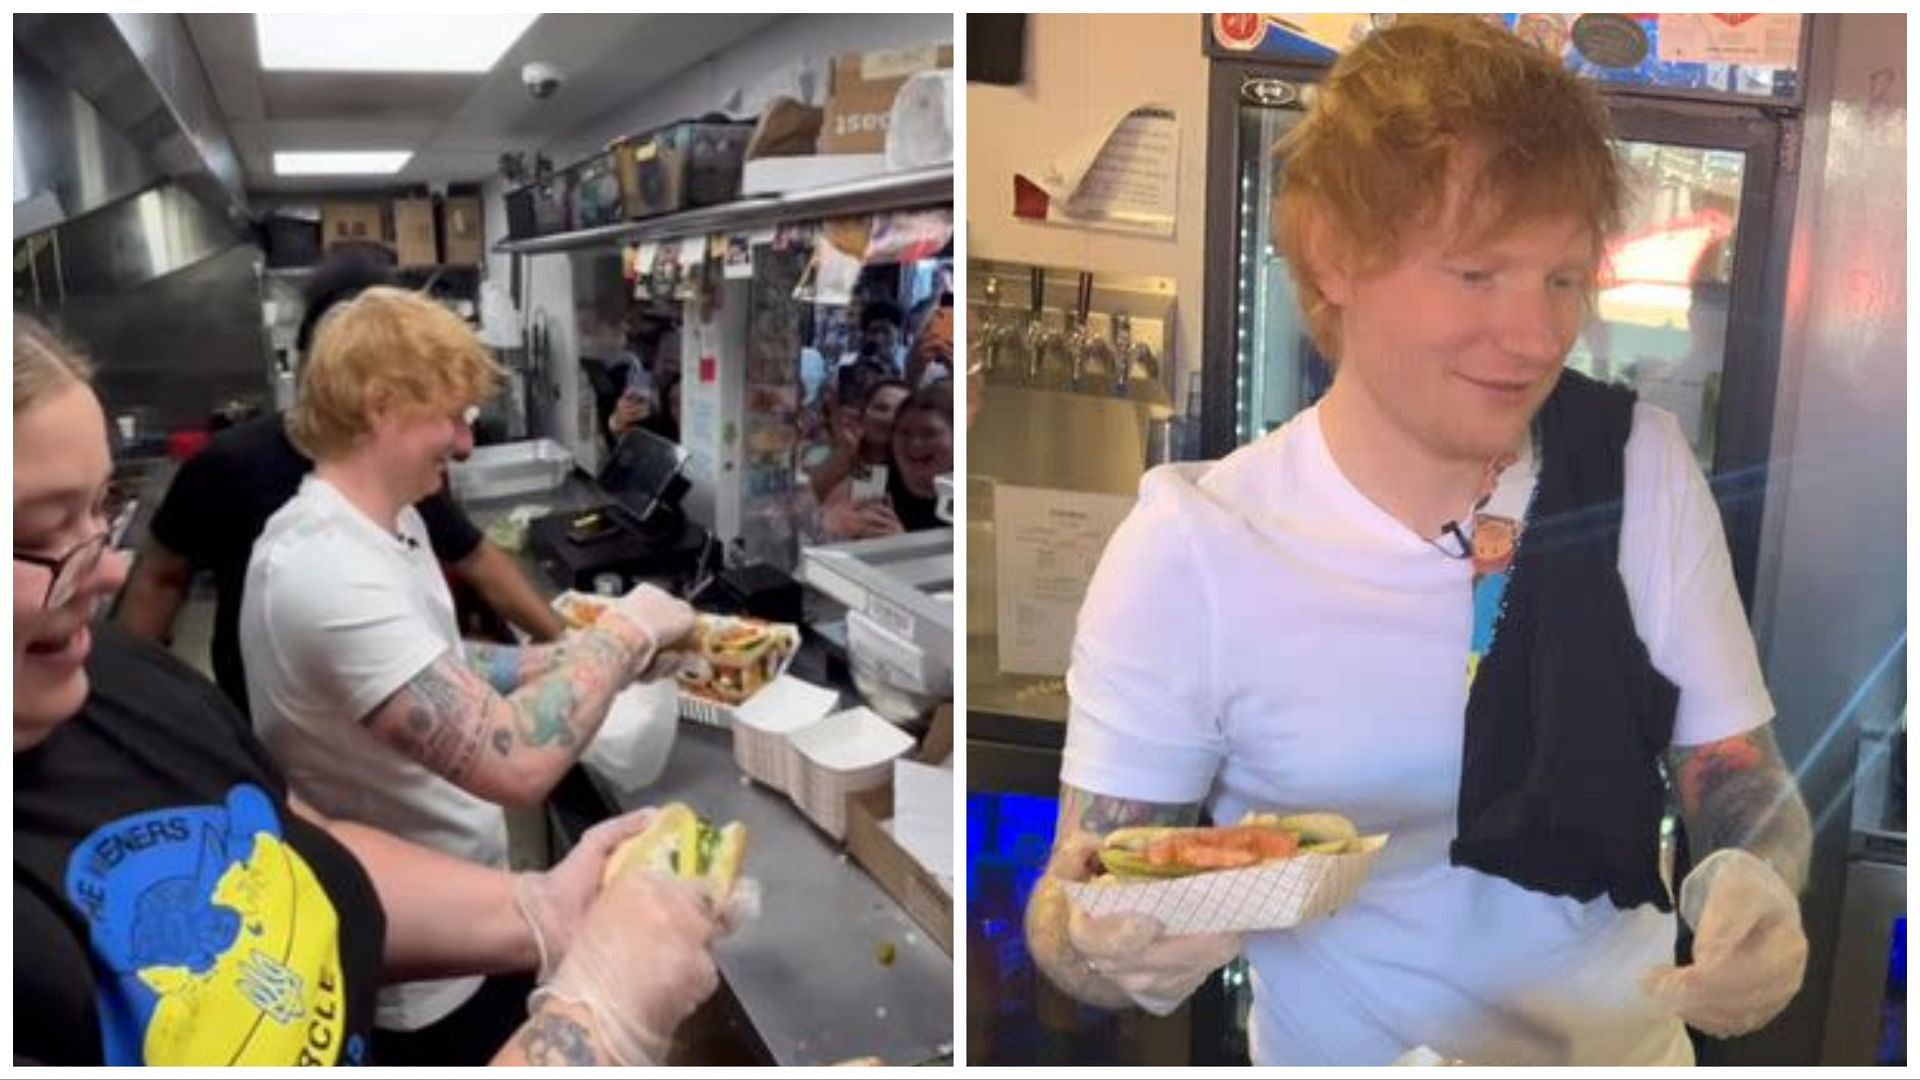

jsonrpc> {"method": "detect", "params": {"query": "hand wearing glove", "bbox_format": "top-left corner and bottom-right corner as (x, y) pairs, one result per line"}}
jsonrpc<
(599, 584), (695, 672)
(1068, 908), (1244, 1016)
(511, 807), (662, 981)
(529, 869), (721, 1066)
(1052, 832), (1244, 1016)
(1642, 848), (1808, 1038)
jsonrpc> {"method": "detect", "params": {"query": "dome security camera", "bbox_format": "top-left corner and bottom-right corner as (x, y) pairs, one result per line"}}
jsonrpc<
(522, 62), (564, 100)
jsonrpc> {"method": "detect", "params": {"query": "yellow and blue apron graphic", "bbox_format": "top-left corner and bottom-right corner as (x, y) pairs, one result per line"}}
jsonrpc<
(1467, 564), (1509, 687)
(63, 784), (366, 1066)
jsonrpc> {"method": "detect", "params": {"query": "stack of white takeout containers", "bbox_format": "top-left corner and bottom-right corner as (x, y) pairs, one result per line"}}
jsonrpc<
(731, 675), (915, 840)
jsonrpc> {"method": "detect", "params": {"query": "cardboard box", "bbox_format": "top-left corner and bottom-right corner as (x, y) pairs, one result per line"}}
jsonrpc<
(818, 43), (953, 155)
(842, 705), (952, 954)
(392, 198), (437, 266)
(442, 196), (485, 265)
(320, 201), (387, 252)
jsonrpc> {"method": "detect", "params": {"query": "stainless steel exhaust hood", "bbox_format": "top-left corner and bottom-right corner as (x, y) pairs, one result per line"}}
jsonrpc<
(13, 13), (249, 239)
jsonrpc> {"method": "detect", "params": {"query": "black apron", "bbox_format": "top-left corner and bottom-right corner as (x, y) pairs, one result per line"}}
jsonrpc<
(1451, 369), (1681, 911)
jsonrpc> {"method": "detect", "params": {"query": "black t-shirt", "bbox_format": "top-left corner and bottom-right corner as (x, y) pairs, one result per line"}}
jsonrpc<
(147, 414), (483, 714)
(14, 628), (385, 1065)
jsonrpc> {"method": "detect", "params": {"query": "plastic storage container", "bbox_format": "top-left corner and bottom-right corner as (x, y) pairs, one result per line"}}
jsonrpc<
(615, 119), (755, 219)
(569, 151), (625, 230)
(504, 174), (572, 239)
(446, 439), (573, 501)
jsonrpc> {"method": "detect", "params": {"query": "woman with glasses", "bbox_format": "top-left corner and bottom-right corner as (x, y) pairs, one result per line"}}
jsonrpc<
(14, 317), (721, 1066)
(818, 381), (955, 541)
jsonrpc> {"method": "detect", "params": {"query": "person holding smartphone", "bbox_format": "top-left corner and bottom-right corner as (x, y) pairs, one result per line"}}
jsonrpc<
(818, 381), (953, 540)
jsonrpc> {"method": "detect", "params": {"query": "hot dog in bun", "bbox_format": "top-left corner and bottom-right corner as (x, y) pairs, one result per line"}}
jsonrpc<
(1097, 812), (1360, 880)
(601, 802), (748, 903)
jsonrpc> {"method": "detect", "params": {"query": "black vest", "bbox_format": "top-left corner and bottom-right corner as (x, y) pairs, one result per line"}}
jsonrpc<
(1451, 370), (1680, 911)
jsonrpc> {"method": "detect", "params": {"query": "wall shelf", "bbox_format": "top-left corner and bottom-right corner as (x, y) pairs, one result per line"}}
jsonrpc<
(494, 164), (953, 256)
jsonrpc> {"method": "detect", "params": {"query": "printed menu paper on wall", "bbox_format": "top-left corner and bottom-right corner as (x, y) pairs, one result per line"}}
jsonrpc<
(1013, 102), (1179, 239)
(994, 484), (1136, 676)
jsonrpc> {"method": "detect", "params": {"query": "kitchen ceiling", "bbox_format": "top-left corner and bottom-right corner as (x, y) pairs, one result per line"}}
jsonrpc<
(183, 13), (781, 193)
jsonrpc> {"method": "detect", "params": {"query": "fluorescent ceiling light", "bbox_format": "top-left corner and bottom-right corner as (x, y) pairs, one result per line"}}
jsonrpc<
(256, 14), (536, 73)
(274, 151), (414, 176)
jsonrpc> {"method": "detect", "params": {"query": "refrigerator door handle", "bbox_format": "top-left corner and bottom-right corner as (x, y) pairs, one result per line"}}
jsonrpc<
(1241, 77), (1309, 109)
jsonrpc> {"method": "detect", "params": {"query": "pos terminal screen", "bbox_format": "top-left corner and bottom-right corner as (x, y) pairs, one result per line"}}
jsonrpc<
(599, 427), (688, 524)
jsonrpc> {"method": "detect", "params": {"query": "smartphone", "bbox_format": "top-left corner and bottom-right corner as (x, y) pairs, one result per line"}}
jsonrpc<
(566, 511), (623, 545)
(849, 464), (889, 506)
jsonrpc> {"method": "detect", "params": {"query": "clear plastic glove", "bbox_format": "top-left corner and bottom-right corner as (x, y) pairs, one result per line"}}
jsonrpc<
(511, 807), (662, 982)
(1052, 833), (1242, 1016)
(529, 871), (720, 1066)
(1067, 907), (1243, 1016)
(602, 584), (695, 669)
(1641, 848), (1808, 1038)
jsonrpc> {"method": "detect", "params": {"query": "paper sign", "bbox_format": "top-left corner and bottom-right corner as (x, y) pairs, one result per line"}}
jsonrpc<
(1015, 103), (1179, 238)
(994, 483), (1137, 677)
(724, 234), (755, 279)
(791, 232), (863, 306)
(678, 235), (707, 269)
(1656, 13), (1801, 68)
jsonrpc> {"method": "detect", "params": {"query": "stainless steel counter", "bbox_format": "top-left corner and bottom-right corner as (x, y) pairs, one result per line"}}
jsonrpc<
(458, 472), (955, 1066)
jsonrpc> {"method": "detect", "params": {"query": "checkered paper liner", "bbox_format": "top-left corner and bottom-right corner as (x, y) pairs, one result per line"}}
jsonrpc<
(1061, 834), (1390, 935)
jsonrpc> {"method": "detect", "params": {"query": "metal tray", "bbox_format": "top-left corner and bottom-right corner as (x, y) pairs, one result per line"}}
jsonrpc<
(448, 439), (574, 501)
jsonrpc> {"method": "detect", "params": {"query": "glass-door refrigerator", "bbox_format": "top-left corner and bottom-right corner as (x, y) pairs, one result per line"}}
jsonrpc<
(1200, 13), (1814, 606)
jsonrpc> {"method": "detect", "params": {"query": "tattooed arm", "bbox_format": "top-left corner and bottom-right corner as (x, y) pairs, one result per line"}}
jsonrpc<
(362, 618), (653, 809)
(1023, 783), (1202, 1008)
(463, 639), (569, 694)
(1668, 722), (1812, 893)
(493, 997), (619, 1067)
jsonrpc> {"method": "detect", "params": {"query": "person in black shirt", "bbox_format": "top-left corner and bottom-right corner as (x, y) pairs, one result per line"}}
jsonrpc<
(117, 254), (562, 714)
(15, 315), (721, 1066)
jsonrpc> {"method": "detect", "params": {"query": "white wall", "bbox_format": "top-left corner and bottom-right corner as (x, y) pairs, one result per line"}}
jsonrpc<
(489, 12), (953, 456)
(966, 14), (1212, 408)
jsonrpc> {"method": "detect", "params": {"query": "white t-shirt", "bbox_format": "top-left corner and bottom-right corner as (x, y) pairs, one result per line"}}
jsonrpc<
(1062, 402), (1774, 1066)
(241, 475), (506, 1031)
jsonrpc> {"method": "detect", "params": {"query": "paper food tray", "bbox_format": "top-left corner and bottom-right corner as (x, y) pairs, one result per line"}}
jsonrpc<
(551, 592), (799, 729)
(729, 674), (838, 790)
(787, 707), (915, 840)
(1060, 834), (1390, 936)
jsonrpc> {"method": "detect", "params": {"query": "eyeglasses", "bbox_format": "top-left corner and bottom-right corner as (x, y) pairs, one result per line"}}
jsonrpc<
(17, 530), (113, 610)
(16, 487), (128, 609)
